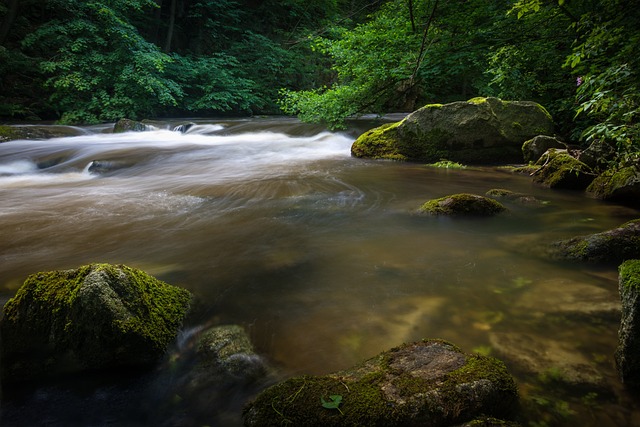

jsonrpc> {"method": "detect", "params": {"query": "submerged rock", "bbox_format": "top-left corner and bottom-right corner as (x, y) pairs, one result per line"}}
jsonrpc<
(522, 135), (566, 164)
(546, 219), (640, 264)
(485, 189), (545, 206)
(155, 324), (272, 427)
(616, 260), (640, 389)
(351, 97), (554, 163)
(0, 124), (85, 142)
(0, 263), (192, 383)
(419, 193), (506, 216)
(244, 339), (519, 427)
(513, 278), (619, 321)
(532, 149), (595, 190)
(587, 165), (640, 208)
(489, 332), (607, 393)
(189, 324), (269, 387)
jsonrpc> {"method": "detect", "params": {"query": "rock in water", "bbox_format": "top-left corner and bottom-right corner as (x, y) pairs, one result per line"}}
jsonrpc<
(243, 339), (518, 427)
(0, 263), (192, 383)
(418, 193), (506, 216)
(113, 118), (148, 133)
(587, 165), (640, 208)
(532, 149), (595, 190)
(616, 260), (640, 389)
(351, 97), (554, 163)
(546, 219), (640, 264)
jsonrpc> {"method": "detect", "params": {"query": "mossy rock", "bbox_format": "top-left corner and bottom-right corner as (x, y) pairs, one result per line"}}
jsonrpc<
(546, 219), (640, 264)
(243, 339), (519, 427)
(578, 139), (617, 170)
(521, 135), (566, 164)
(616, 260), (640, 389)
(532, 149), (595, 190)
(587, 165), (640, 208)
(113, 118), (149, 133)
(191, 324), (269, 384)
(0, 263), (193, 383)
(352, 97), (554, 164)
(350, 122), (407, 160)
(419, 193), (507, 216)
(0, 124), (85, 142)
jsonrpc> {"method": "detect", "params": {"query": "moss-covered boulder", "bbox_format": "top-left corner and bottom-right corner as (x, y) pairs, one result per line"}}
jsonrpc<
(0, 263), (192, 383)
(616, 260), (640, 389)
(532, 149), (595, 190)
(243, 339), (519, 427)
(113, 118), (149, 133)
(587, 165), (640, 207)
(546, 219), (640, 264)
(522, 135), (566, 164)
(351, 97), (554, 164)
(419, 193), (507, 216)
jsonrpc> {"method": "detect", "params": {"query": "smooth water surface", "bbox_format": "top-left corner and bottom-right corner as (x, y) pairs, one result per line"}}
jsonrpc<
(0, 117), (638, 426)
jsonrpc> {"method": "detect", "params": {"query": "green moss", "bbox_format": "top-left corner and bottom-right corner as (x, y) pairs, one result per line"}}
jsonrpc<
(395, 126), (453, 162)
(468, 97), (488, 104)
(588, 166), (639, 200)
(619, 260), (640, 292)
(351, 122), (406, 160)
(0, 125), (22, 142)
(244, 339), (518, 426)
(426, 160), (467, 169)
(1, 263), (192, 380)
(533, 150), (594, 189)
(419, 193), (506, 216)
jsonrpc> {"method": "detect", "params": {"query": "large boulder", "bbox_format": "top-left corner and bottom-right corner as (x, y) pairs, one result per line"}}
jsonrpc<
(546, 219), (640, 264)
(532, 149), (595, 190)
(0, 263), (193, 383)
(351, 97), (554, 163)
(243, 339), (519, 427)
(587, 165), (640, 208)
(616, 260), (640, 389)
(419, 193), (507, 216)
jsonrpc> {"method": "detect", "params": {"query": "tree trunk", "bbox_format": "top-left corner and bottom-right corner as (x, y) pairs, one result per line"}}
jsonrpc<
(151, 0), (164, 46)
(0, 0), (20, 45)
(163, 0), (177, 53)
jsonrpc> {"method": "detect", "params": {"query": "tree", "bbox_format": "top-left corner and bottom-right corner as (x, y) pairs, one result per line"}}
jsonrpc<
(22, 0), (181, 123)
(279, 0), (514, 129)
(513, 0), (640, 162)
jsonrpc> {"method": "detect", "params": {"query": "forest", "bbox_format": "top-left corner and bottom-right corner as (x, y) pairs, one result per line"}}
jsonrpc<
(0, 0), (638, 163)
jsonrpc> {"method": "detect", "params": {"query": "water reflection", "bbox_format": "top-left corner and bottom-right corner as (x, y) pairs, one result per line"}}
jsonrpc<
(0, 118), (639, 426)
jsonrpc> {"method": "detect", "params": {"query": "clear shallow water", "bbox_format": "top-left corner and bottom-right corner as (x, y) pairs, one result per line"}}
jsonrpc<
(0, 117), (639, 426)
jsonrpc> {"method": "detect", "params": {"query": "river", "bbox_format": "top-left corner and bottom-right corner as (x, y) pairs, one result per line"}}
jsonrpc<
(0, 117), (638, 426)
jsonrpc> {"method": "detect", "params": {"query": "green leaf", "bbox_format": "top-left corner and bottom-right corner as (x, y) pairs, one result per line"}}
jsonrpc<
(321, 395), (344, 414)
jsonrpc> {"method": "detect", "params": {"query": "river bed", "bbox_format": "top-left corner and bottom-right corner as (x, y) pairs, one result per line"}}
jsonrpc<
(0, 117), (638, 426)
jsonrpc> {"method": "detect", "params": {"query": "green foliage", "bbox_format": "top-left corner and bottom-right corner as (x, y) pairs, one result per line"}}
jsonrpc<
(280, 0), (422, 129)
(569, 0), (640, 164)
(22, 0), (181, 123)
(166, 54), (257, 114)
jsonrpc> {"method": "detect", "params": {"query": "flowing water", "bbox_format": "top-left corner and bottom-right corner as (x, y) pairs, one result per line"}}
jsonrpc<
(0, 117), (639, 426)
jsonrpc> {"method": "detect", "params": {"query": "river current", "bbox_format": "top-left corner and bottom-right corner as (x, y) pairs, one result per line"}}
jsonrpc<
(0, 117), (638, 426)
